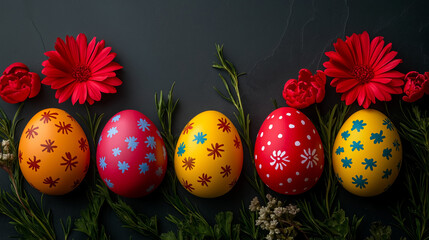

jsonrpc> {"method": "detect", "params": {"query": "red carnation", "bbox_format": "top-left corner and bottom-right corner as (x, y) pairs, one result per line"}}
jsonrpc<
(0, 63), (41, 104)
(324, 31), (404, 109)
(282, 69), (326, 109)
(42, 33), (123, 105)
(402, 71), (429, 102)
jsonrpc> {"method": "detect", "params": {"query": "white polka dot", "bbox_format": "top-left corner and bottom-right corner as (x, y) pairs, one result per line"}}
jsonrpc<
(319, 144), (322, 149)
(285, 191), (289, 194)
(303, 187), (308, 190)
(289, 124), (295, 128)
(269, 124), (273, 129)
(260, 132), (264, 137)
(261, 146), (265, 151)
(255, 155), (258, 160)
(301, 120), (306, 125)
(313, 129), (316, 134)
(307, 135), (311, 140)
(292, 189), (297, 192)
(296, 172), (300, 176)
(266, 116), (270, 120)
(287, 178), (292, 183)
(320, 165), (323, 169)
(304, 178), (309, 182)
(279, 183), (283, 186)
(267, 141), (271, 146)
(271, 115), (275, 119)
(266, 174), (270, 178)
(279, 116), (283, 119)
(315, 177), (319, 181)
(295, 141), (300, 146)
(296, 111), (300, 114)
(278, 133), (283, 139)
(259, 164), (262, 169)
(286, 113), (291, 116)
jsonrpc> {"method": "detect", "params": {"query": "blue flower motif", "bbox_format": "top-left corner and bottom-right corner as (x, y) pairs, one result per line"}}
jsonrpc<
(382, 169), (392, 179)
(137, 118), (151, 132)
(336, 173), (343, 183)
(177, 142), (186, 156)
(104, 178), (114, 188)
(112, 147), (121, 157)
(341, 157), (352, 168)
(383, 119), (393, 131)
(382, 148), (392, 160)
(117, 161), (129, 173)
(125, 136), (139, 151)
(139, 162), (149, 174)
(193, 132), (207, 144)
(335, 146), (344, 155)
(341, 131), (350, 141)
(362, 158), (377, 171)
(107, 127), (118, 138)
(98, 135), (102, 145)
(352, 175), (368, 189)
(145, 153), (156, 162)
(145, 136), (156, 149)
(393, 139), (400, 151)
(370, 130), (385, 144)
(350, 141), (364, 151)
(111, 115), (121, 122)
(99, 157), (107, 170)
(146, 184), (155, 192)
(351, 120), (367, 132)
(156, 166), (163, 176)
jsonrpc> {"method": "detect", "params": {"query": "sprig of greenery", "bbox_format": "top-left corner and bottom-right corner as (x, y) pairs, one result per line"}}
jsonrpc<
(365, 222), (392, 240)
(0, 104), (57, 240)
(96, 180), (159, 239)
(298, 103), (364, 239)
(212, 44), (265, 201)
(391, 104), (429, 240)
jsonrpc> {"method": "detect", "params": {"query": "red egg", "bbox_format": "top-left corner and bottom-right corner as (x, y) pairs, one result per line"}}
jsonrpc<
(96, 110), (167, 198)
(254, 107), (324, 195)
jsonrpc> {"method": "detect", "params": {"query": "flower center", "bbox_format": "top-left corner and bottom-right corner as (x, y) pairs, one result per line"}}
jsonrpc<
(72, 65), (91, 82)
(352, 65), (374, 83)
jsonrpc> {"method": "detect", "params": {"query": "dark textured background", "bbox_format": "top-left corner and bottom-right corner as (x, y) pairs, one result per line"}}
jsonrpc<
(0, 0), (428, 239)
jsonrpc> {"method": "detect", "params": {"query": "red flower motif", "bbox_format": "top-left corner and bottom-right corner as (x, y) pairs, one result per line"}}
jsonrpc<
(78, 137), (88, 152)
(217, 118), (231, 133)
(27, 156), (41, 172)
(182, 179), (195, 192)
(40, 111), (58, 124)
(43, 177), (60, 188)
(183, 122), (194, 134)
(42, 33), (123, 105)
(402, 71), (429, 102)
(324, 31), (404, 109)
(0, 63), (40, 104)
(282, 69), (326, 109)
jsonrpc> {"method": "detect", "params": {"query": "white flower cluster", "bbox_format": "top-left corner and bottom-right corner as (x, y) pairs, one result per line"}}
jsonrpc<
(249, 194), (300, 240)
(0, 140), (14, 167)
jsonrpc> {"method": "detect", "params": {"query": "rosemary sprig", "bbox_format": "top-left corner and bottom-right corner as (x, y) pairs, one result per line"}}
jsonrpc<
(96, 180), (159, 239)
(0, 104), (57, 240)
(212, 44), (265, 201)
(298, 103), (364, 239)
(75, 105), (109, 239)
(392, 104), (429, 240)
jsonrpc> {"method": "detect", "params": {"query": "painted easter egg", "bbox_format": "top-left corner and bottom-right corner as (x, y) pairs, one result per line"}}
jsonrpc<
(254, 107), (324, 195)
(96, 110), (167, 198)
(174, 111), (243, 198)
(18, 108), (90, 195)
(333, 109), (402, 197)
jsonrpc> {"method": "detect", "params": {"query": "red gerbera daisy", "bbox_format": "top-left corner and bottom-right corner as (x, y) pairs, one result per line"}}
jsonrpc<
(41, 33), (123, 105)
(324, 31), (404, 108)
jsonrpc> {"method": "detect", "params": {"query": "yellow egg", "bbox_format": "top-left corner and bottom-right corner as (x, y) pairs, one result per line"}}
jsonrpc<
(174, 111), (243, 198)
(333, 109), (402, 197)
(18, 108), (90, 195)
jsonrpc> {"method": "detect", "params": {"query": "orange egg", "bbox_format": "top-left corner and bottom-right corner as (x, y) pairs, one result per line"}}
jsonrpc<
(18, 108), (90, 195)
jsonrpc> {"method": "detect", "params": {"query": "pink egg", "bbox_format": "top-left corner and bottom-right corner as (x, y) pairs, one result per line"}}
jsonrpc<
(254, 107), (324, 195)
(96, 110), (167, 198)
